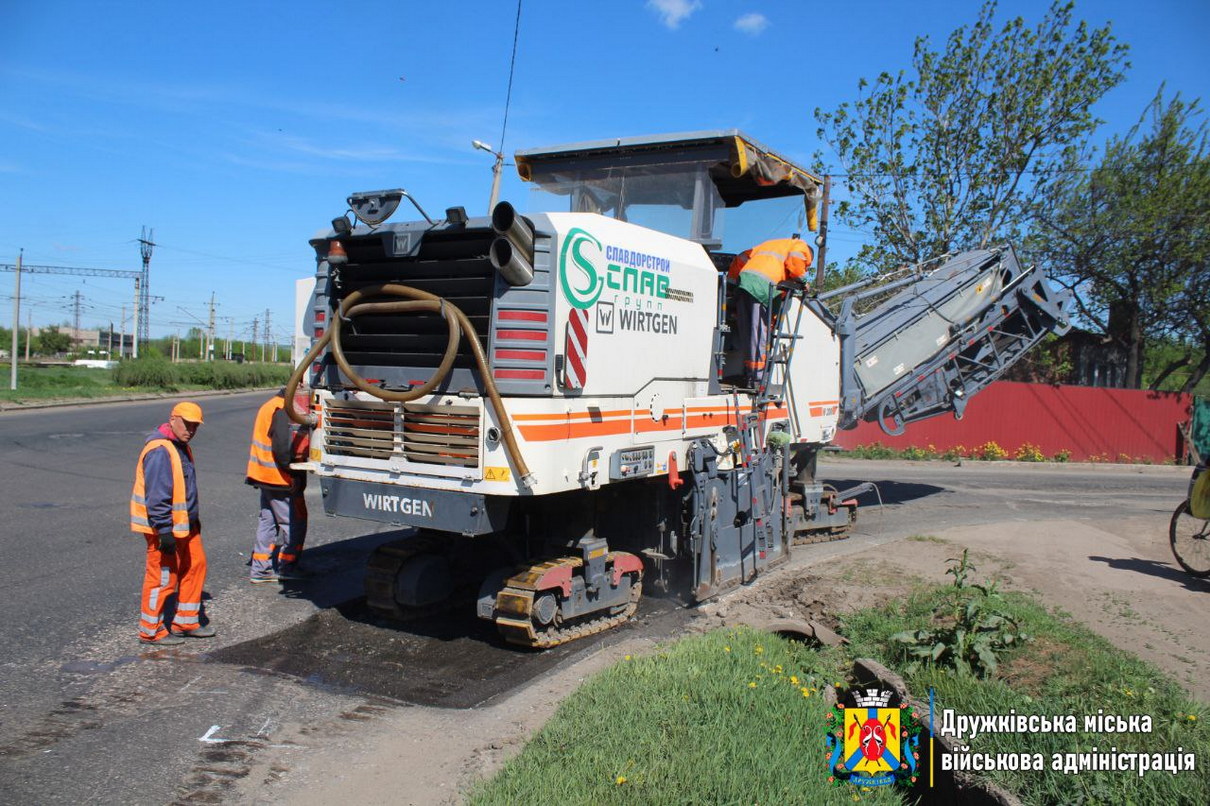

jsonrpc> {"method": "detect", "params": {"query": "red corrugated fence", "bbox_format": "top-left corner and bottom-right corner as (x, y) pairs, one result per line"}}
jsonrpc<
(833, 381), (1192, 462)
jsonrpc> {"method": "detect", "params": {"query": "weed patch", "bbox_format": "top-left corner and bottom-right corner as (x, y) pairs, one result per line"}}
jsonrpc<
(889, 550), (1027, 677)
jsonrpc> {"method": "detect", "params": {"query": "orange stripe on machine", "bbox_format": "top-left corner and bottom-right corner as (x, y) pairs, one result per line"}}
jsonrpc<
(515, 402), (790, 442)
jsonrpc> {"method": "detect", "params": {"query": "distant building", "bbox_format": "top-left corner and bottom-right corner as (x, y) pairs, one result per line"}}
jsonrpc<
(1005, 328), (1130, 389)
(29, 326), (135, 358)
(1064, 330), (1129, 388)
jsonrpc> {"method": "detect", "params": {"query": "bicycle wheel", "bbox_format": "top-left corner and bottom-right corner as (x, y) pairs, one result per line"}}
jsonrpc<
(1170, 500), (1210, 577)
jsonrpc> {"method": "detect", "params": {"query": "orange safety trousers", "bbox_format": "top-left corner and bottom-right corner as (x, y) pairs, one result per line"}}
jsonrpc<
(139, 526), (207, 641)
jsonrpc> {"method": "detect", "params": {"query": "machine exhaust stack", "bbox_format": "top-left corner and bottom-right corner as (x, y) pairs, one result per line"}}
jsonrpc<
(489, 201), (535, 287)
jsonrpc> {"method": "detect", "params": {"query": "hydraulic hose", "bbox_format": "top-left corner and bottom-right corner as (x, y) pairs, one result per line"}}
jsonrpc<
(283, 282), (535, 488)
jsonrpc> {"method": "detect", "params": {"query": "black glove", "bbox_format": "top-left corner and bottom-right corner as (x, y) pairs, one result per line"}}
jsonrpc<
(158, 533), (177, 553)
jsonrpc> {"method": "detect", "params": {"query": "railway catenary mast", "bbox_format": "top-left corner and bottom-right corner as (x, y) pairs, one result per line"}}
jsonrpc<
(282, 131), (1071, 648)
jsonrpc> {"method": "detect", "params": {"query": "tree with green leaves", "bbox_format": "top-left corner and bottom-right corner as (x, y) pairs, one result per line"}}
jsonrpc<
(1033, 90), (1210, 390)
(0, 326), (32, 357)
(37, 325), (72, 355)
(815, 1), (1128, 273)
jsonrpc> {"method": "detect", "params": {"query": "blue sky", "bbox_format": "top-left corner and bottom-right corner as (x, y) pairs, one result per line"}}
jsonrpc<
(2, 0), (1207, 345)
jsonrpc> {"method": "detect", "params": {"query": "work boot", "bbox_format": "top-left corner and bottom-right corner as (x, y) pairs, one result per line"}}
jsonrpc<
(140, 632), (185, 646)
(171, 624), (217, 638)
(277, 567), (312, 580)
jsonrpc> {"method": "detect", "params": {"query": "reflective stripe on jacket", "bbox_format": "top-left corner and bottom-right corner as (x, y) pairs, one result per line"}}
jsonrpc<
(131, 435), (194, 537)
(246, 396), (292, 489)
(737, 238), (813, 286)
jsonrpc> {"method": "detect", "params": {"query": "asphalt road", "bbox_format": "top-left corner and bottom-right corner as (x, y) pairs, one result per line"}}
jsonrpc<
(0, 396), (1194, 804)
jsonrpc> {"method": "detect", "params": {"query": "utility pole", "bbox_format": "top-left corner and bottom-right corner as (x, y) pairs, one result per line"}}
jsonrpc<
(251, 316), (258, 362)
(473, 140), (505, 213)
(132, 278), (141, 359)
(108, 321), (113, 357)
(207, 292), (217, 361)
(814, 175), (831, 289)
(137, 226), (154, 350)
(26, 309), (32, 361)
(9, 249), (21, 390)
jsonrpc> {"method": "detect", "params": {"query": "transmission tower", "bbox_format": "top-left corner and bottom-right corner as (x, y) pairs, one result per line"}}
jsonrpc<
(138, 226), (155, 347)
(71, 290), (84, 350)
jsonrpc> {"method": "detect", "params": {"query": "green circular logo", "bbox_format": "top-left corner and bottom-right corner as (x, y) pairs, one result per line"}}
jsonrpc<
(559, 227), (604, 310)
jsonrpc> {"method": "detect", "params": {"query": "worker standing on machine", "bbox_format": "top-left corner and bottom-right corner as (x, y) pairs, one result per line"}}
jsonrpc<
(730, 236), (813, 387)
(130, 401), (214, 644)
(246, 390), (311, 583)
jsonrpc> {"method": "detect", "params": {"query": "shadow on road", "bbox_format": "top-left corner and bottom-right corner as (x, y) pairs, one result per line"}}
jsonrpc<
(1088, 555), (1210, 593)
(823, 478), (948, 506)
(207, 526), (689, 708)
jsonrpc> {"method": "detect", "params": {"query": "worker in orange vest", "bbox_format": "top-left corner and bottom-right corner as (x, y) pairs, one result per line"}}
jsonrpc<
(130, 401), (214, 644)
(729, 237), (812, 387)
(246, 390), (311, 583)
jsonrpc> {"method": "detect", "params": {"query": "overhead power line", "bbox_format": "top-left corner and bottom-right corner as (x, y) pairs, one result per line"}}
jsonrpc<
(496, 0), (524, 157)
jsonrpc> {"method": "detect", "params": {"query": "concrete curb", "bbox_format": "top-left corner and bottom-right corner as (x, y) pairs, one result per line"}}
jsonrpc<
(0, 387), (278, 414)
(822, 454), (1194, 476)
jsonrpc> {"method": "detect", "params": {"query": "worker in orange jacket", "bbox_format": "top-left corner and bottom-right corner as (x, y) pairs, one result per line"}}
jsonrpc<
(729, 237), (812, 387)
(246, 390), (311, 583)
(130, 401), (214, 644)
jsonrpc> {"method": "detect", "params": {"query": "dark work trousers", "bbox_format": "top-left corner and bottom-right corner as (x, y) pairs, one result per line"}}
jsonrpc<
(250, 486), (308, 579)
(735, 289), (768, 387)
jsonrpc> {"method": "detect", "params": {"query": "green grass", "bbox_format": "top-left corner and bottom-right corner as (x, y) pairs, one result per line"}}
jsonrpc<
(0, 361), (292, 403)
(842, 585), (1210, 805)
(468, 627), (905, 806)
(0, 365), (120, 402)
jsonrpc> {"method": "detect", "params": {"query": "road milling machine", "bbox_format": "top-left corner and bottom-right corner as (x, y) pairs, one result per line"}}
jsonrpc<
(284, 131), (1071, 648)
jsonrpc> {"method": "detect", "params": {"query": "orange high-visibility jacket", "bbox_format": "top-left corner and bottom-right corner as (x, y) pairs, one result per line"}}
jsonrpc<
(246, 396), (292, 489)
(738, 238), (813, 285)
(130, 438), (192, 537)
(727, 249), (752, 281)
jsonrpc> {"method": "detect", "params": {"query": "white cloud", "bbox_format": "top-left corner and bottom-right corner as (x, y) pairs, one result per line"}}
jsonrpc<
(734, 13), (769, 36)
(647, 0), (701, 30)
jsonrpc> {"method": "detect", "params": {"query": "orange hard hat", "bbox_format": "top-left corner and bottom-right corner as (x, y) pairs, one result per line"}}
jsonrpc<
(171, 401), (204, 424)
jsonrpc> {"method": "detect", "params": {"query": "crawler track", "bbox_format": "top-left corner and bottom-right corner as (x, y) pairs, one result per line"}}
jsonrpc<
(493, 557), (643, 649)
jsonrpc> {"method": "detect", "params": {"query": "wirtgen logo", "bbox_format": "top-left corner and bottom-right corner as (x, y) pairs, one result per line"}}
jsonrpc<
(559, 227), (604, 310)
